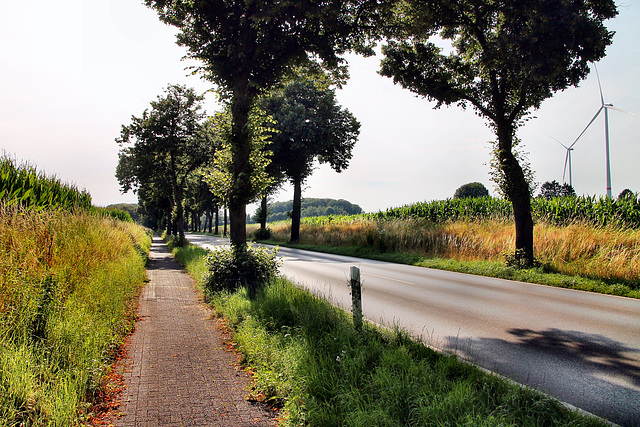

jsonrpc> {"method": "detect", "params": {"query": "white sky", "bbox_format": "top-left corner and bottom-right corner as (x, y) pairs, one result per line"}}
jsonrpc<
(1, 0), (638, 213)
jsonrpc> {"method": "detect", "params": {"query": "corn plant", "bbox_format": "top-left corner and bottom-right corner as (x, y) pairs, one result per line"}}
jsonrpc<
(0, 155), (92, 211)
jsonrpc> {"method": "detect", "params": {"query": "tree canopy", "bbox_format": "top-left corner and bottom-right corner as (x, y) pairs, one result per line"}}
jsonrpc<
(618, 189), (636, 200)
(259, 79), (360, 243)
(454, 182), (489, 199)
(145, 0), (386, 248)
(380, 0), (617, 265)
(116, 84), (213, 242)
(539, 180), (576, 199)
(202, 108), (274, 208)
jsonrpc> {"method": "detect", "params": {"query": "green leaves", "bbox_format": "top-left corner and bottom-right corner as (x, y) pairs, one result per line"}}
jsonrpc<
(259, 79), (360, 182)
(0, 155), (92, 211)
(116, 84), (213, 238)
(204, 244), (281, 295)
(202, 107), (275, 207)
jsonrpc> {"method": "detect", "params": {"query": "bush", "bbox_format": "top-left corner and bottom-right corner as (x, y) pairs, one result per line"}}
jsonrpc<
(204, 244), (281, 298)
(253, 227), (272, 240)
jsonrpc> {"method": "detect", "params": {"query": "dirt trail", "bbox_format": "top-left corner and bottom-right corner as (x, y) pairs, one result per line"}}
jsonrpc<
(109, 236), (277, 427)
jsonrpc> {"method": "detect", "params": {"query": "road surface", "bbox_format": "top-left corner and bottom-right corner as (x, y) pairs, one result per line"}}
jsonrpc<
(185, 233), (640, 426)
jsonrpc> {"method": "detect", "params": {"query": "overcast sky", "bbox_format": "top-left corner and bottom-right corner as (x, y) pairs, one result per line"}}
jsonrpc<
(1, 0), (638, 214)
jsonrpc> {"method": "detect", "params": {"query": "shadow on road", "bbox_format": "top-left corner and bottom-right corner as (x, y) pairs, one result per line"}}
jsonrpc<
(507, 328), (640, 389)
(445, 328), (640, 426)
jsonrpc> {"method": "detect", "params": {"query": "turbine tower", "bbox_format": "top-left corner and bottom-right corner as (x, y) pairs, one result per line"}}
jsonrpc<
(550, 137), (575, 188)
(572, 65), (633, 198)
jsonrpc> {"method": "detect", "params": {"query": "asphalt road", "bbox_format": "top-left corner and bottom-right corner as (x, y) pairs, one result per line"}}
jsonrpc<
(185, 233), (640, 426)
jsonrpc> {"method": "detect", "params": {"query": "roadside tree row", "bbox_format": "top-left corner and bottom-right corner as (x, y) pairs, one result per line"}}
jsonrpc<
(118, 0), (618, 267)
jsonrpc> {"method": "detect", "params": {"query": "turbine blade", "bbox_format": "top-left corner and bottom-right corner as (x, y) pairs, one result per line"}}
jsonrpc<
(549, 136), (569, 149)
(605, 105), (634, 115)
(571, 106), (603, 147)
(594, 64), (605, 106)
(563, 152), (569, 183)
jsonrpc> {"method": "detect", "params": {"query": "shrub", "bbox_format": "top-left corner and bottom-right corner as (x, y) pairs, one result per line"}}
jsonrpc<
(204, 244), (281, 298)
(253, 227), (272, 240)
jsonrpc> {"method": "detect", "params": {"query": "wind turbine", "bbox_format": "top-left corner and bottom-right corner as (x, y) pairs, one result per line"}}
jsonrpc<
(549, 136), (575, 188)
(571, 65), (633, 198)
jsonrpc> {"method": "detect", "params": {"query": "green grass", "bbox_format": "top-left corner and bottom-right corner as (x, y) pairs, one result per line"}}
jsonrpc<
(170, 239), (607, 426)
(257, 240), (640, 299)
(0, 207), (151, 425)
(166, 234), (210, 284)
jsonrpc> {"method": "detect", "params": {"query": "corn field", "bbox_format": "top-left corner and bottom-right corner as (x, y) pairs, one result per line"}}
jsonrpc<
(298, 196), (640, 229)
(0, 155), (92, 211)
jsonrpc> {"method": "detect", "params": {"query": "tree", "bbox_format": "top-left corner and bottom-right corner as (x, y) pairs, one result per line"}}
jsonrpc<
(380, 0), (617, 265)
(116, 84), (213, 243)
(259, 80), (360, 243)
(487, 138), (537, 200)
(454, 182), (489, 199)
(145, 0), (386, 249)
(106, 203), (141, 223)
(618, 189), (635, 200)
(202, 108), (274, 218)
(539, 180), (575, 199)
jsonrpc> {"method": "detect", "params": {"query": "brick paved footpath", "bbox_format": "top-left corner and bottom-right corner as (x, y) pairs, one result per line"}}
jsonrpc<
(113, 236), (277, 427)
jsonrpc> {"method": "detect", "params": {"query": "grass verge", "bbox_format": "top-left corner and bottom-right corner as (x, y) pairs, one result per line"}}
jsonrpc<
(0, 207), (151, 425)
(170, 238), (606, 426)
(259, 213), (640, 300)
(256, 240), (640, 299)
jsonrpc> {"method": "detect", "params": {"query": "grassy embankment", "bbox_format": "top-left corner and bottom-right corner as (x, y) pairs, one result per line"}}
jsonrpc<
(253, 198), (640, 299)
(169, 239), (607, 426)
(1, 156), (151, 425)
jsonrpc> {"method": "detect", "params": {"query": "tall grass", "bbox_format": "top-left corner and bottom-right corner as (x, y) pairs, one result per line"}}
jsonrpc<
(163, 236), (607, 425)
(0, 206), (151, 425)
(210, 278), (605, 426)
(267, 217), (640, 294)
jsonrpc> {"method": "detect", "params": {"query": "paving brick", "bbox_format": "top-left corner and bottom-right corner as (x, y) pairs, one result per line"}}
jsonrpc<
(111, 236), (277, 426)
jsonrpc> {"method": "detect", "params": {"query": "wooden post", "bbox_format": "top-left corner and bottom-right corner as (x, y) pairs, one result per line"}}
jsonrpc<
(350, 266), (362, 331)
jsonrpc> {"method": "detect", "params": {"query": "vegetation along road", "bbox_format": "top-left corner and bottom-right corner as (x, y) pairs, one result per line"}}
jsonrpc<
(185, 233), (640, 426)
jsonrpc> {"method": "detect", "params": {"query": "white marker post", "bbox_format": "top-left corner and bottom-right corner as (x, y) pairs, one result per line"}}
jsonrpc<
(350, 266), (362, 331)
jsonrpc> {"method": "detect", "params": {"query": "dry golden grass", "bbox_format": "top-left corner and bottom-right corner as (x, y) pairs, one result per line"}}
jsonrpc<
(266, 218), (640, 283)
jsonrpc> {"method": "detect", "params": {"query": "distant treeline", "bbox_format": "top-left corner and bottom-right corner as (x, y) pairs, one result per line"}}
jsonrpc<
(251, 198), (363, 223)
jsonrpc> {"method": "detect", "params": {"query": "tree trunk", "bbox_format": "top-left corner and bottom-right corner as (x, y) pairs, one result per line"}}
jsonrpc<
(497, 123), (534, 266)
(223, 208), (228, 237)
(228, 78), (255, 248)
(175, 197), (185, 242)
(259, 195), (268, 231)
(290, 177), (303, 244)
(214, 207), (219, 235)
(166, 208), (173, 235)
(170, 159), (185, 243)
